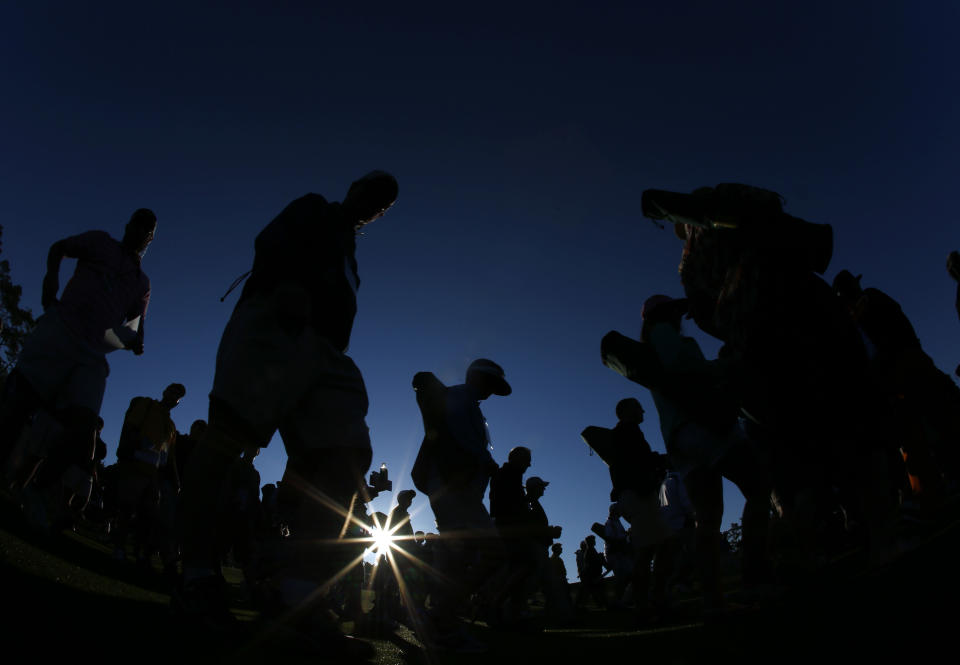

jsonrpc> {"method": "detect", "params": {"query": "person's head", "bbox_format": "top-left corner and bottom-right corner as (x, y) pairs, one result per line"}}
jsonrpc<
(585, 534), (596, 548)
(414, 530), (425, 545)
(189, 419), (207, 439)
(616, 397), (644, 425)
(372, 511), (389, 530)
(161, 383), (186, 410)
(465, 358), (511, 399)
(609, 503), (620, 518)
(948, 250), (960, 282)
(832, 269), (864, 307)
(640, 294), (688, 342)
(122, 208), (157, 258)
(397, 489), (416, 510)
(242, 445), (260, 461)
(342, 170), (398, 230)
(262, 483), (277, 497)
(508, 446), (532, 471)
(551, 542), (562, 556)
(525, 475), (549, 499)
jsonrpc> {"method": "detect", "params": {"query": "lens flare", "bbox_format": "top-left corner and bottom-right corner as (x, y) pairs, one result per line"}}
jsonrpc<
(369, 525), (396, 556)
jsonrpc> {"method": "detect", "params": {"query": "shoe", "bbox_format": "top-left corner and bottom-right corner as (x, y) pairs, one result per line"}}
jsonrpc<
(170, 575), (242, 636)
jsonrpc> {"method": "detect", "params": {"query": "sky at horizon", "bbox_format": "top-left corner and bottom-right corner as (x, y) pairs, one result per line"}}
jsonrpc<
(2, 1), (959, 576)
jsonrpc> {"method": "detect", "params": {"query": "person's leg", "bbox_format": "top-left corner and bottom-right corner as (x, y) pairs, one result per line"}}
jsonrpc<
(631, 545), (654, 613)
(270, 446), (372, 609)
(178, 291), (314, 584)
(717, 442), (773, 587)
(683, 466), (724, 609)
(652, 535), (679, 610)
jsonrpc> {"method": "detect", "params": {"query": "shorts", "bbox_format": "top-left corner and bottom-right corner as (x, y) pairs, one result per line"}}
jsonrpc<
(428, 483), (495, 535)
(210, 285), (371, 455)
(15, 309), (108, 416)
(615, 488), (671, 549)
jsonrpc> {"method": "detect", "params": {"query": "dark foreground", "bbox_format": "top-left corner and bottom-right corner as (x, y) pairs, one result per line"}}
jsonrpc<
(3, 504), (958, 665)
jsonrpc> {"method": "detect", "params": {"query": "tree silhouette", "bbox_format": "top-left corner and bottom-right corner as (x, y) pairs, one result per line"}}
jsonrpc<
(724, 521), (742, 554)
(0, 224), (36, 382)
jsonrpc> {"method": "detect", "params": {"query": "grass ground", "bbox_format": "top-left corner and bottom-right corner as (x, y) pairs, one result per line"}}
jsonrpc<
(3, 502), (958, 665)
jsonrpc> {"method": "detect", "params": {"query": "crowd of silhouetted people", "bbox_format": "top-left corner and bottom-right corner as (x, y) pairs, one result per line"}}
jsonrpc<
(2, 177), (960, 659)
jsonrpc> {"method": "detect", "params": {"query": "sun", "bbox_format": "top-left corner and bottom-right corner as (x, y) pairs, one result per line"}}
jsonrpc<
(368, 525), (397, 556)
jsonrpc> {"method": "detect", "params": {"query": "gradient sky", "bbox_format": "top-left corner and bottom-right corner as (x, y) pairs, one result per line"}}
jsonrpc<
(2, 1), (958, 576)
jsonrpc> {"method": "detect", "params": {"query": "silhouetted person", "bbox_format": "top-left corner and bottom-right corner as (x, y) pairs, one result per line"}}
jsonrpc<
(489, 446), (535, 623)
(602, 504), (633, 608)
(549, 543), (569, 600)
(259, 482), (284, 539)
(654, 461), (696, 608)
(637, 184), (889, 569)
(174, 419), (206, 491)
(834, 270), (960, 496)
(175, 171), (397, 659)
(112, 383), (185, 569)
(575, 540), (586, 583)
(490, 446), (532, 533)
(582, 397), (670, 616)
(219, 445), (261, 579)
(410, 358), (512, 651)
(524, 475), (570, 622)
(382, 489), (428, 626)
(0, 209), (156, 529)
(574, 534), (606, 609)
(387, 488), (417, 556)
(636, 295), (771, 610)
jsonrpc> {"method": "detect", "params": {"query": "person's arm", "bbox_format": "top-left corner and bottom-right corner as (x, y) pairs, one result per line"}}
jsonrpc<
(41, 232), (98, 310)
(124, 284), (150, 355)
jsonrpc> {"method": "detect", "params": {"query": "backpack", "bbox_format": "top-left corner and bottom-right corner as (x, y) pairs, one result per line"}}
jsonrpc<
(409, 372), (478, 493)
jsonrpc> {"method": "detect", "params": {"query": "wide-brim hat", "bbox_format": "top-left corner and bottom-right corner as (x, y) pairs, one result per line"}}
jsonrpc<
(640, 294), (689, 321)
(397, 489), (416, 502)
(832, 269), (862, 295)
(467, 358), (512, 396)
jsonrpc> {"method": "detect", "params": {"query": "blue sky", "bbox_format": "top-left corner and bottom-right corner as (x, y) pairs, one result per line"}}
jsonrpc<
(2, 1), (958, 576)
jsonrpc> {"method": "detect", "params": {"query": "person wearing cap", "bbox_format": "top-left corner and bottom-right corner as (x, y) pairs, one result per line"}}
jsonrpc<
(524, 474), (572, 623)
(834, 269), (960, 501)
(636, 294), (771, 611)
(174, 171), (397, 658)
(409, 357), (512, 650)
(525, 475), (561, 550)
(0, 208), (156, 528)
(387, 488), (417, 556)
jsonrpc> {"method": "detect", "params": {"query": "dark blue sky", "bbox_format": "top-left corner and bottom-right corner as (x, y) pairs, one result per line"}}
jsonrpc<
(2, 1), (958, 574)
